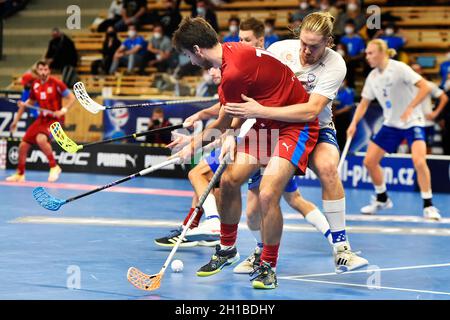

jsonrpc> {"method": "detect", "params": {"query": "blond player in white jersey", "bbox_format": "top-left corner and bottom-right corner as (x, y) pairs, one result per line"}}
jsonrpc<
(347, 39), (441, 220)
(225, 12), (368, 273)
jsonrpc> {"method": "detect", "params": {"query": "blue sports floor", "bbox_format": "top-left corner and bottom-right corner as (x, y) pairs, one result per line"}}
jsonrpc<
(0, 169), (449, 300)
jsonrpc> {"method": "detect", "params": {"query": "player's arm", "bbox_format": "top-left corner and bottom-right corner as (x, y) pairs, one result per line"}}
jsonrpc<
(224, 92), (328, 122)
(54, 89), (76, 118)
(400, 78), (432, 122)
(346, 97), (372, 138)
(183, 102), (221, 128)
(10, 98), (36, 132)
(427, 91), (448, 121)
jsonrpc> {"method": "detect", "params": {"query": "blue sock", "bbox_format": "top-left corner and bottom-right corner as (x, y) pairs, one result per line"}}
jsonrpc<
(331, 230), (347, 244)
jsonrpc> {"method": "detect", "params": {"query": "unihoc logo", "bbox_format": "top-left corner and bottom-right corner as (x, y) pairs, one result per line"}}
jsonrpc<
(8, 146), (19, 165)
(25, 150), (90, 166)
(97, 153), (138, 168)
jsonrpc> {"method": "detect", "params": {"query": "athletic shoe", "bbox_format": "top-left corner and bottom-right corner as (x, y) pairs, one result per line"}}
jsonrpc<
(154, 226), (199, 247)
(196, 245), (240, 277)
(233, 246), (262, 274)
(5, 172), (25, 182)
(250, 261), (278, 290)
(48, 165), (62, 182)
(360, 196), (393, 215)
(334, 243), (369, 274)
(423, 206), (441, 221)
(185, 217), (220, 247)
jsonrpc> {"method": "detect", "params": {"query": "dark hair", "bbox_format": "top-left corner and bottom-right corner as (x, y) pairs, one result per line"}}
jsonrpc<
(228, 16), (240, 24)
(345, 19), (355, 26)
(172, 17), (219, 53)
(264, 18), (276, 26)
(240, 17), (265, 38)
(36, 60), (48, 68)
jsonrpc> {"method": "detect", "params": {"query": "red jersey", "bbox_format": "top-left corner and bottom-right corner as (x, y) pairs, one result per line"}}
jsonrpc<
(29, 76), (68, 112)
(218, 43), (312, 129)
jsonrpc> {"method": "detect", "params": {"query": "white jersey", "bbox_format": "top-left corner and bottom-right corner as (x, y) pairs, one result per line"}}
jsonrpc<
(267, 39), (347, 129)
(361, 59), (426, 129)
(422, 81), (443, 127)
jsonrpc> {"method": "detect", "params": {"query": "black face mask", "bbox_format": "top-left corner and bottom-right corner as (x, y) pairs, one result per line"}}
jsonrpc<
(107, 32), (117, 38)
(153, 119), (161, 126)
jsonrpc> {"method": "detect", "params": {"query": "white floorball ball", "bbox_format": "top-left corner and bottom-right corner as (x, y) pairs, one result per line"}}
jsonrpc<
(171, 259), (184, 273)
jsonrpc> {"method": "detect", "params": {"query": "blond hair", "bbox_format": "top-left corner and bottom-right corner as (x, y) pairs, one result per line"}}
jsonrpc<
(368, 39), (397, 58)
(293, 12), (336, 47)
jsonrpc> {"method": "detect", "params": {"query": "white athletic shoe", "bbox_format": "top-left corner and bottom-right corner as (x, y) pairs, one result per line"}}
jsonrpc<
(334, 243), (369, 274)
(423, 206), (441, 221)
(48, 165), (62, 182)
(233, 246), (262, 274)
(185, 217), (220, 246)
(361, 196), (393, 215)
(6, 172), (25, 182)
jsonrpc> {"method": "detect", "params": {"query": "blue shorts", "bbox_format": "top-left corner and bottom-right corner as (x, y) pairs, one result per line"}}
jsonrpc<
(205, 148), (221, 173)
(247, 170), (298, 192)
(318, 127), (340, 151)
(371, 125), (426, 153)
(424, 125), (434, 146)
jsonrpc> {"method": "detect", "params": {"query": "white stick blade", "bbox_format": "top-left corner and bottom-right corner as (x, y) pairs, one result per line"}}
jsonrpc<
(73, 82), (106, 114)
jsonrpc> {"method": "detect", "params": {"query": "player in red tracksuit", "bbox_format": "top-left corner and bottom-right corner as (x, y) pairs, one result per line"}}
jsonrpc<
(7, 61), (76, 182)
(172, 17), (319, 289)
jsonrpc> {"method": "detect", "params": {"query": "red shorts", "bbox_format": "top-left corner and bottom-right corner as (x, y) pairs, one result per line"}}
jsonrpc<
(237, 121), (319, 175)
(23, 116), (58, 145)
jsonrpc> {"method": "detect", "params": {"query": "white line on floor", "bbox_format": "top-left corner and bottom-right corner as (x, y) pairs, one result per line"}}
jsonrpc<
(9, 216), (450, 236)
(281, 278), (450, 297)
(280, 262), (450, 279)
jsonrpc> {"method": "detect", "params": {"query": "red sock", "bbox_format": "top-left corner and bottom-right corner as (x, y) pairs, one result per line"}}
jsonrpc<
(260, 243), (280, 268)
(45, 152), (57, 168)
(17, 143), (30, 175)
(220, 223), (238, 247)
(183, 207), (203, 229)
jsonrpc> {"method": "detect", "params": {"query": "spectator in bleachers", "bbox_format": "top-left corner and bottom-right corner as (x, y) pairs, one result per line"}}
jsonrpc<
(263, 18), (279, 49)
(439, 51), (450, 89)
(147, 0), (182, 38)
(195, 68), (220, 97)
(189, 0), (219, 32)
(412, 63), (449, 154)
(222, 17), (240, 43)
(146, 107), (172, 145)
(91, 26), (121, 75)
(291, 0), (317, 22)
(44, 27), (78, 84)
(377, 23), (406, 52)
(334, 0), (366, 38)
(239, 17), (265, 49)
(141, 23), (173, 73)
(339, 19), (365, 88)
(333, 78), (355, 150)
(97, 0), (123, 32)
(109, 24), (147, 74)
(114, 0), (147, 31)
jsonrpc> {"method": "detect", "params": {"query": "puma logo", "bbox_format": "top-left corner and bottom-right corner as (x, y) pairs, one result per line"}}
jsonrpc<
(282, 142), (292, 151)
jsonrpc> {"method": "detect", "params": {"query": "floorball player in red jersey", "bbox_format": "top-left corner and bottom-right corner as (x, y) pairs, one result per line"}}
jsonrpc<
(6, 61), (76, 183)
(172, 17), (319, 289)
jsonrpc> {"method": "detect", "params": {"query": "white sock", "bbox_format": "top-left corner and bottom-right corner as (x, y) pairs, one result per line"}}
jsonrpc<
(323, 198), (347, 245)
(202, 194), (219, 219)
(251, 229), (263, 247)
(374, 183), (387, 194)
(304, 208), (333, 246)
(421, 190), (432, 199)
